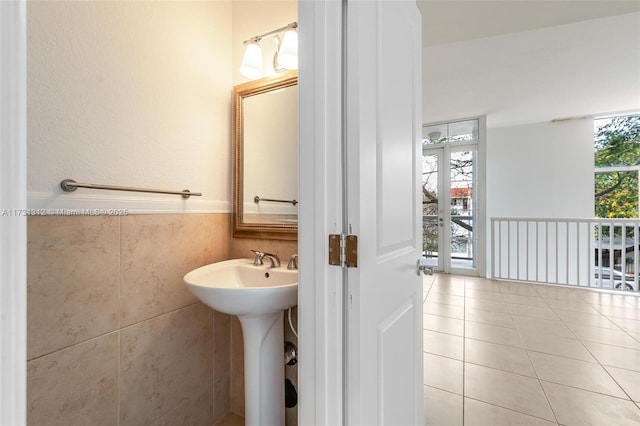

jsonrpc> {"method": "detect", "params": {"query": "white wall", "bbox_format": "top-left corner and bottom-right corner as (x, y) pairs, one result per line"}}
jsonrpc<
(485, 118), (595, 278)
(487, 118), (594, 219)
(27, 1), (233, 213)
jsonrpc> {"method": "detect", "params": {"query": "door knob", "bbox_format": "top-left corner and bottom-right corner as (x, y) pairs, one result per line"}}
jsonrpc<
(416, 258), (434, 276)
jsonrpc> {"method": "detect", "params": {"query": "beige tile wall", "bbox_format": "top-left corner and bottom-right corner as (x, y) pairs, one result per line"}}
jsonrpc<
(27, 214), (232, 426)
(27, 213), (299, 425)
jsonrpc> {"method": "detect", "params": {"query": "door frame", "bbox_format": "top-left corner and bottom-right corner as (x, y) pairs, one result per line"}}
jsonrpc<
(299, 1), (425, 423)
(0, 0), (28, 424)
(298, 0), (344, 424)
(422, 147), (449, 272)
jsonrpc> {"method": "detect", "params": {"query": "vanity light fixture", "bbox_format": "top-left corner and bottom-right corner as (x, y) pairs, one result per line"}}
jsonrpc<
(240, 22), (298, 80)
(240, 40), (263, 80)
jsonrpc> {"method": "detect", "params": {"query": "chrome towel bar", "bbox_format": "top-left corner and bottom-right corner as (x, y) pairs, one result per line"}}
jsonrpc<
(60, 179), (202, 199)
(254, 195), (298, 206)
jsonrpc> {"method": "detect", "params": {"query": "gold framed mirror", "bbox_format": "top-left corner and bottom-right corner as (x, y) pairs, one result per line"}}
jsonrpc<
(233, 71), (298, 240)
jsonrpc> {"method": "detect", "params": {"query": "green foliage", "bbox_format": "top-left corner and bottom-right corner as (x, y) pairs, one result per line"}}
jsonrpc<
(594, 115), (640, 218)
(594, 115), (640, 167)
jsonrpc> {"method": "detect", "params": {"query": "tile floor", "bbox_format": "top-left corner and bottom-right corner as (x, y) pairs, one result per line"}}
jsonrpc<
(424, 274), (640, 426)
(216, 274), (640, 426)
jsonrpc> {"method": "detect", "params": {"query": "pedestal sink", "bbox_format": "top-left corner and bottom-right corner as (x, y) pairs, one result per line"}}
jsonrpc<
(184, 259), (298, 426)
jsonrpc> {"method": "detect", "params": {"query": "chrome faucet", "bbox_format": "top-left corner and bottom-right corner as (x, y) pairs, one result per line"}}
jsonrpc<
(250, 250), (280, 268)
(287, 254), (298, 270)
(263, 252), (281, 268)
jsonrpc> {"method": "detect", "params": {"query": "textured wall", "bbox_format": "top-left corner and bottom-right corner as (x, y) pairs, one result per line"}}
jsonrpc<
(27, 1), (233, 211)
(27, 214), (232, 425)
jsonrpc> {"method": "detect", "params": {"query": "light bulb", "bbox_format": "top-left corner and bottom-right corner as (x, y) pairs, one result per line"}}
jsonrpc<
(240, 42), (263, 80)
(277, 29), (298, 70)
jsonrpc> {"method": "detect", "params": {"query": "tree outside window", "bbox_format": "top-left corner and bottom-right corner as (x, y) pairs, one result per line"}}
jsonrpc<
(594, 114), (640, 219)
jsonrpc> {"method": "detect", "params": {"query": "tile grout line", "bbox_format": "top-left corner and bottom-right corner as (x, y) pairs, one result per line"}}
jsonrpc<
(461, 277), (466, 426)
(538, 377), (637, 402)
(529, 286), (564, 425)
(117, 215), (121, 426)
(463, 395), (561, 425)
(576, 332), (640, 409)
(503, 283), (561, 425)
(428, 277), (640, 425)
(543, 287), (640, 408)
(27, 300), (206, 363)
(470, 280), (561, 424)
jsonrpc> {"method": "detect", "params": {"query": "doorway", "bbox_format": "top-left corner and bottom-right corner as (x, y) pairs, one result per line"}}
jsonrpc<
(422, 117), (486, 275)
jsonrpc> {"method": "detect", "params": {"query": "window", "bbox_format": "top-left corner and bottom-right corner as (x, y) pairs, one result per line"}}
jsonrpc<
(594, 114), (640, 218)
(423, 119), (479, 144)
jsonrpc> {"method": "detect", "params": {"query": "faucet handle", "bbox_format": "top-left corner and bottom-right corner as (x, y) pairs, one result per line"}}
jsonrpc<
(250, 250), (264, 266)
(287, 254), (298, 270)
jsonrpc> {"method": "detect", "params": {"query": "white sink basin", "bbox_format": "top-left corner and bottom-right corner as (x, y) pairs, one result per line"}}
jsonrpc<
(184, 258), (298, 316)
(184, 258), (298, 425)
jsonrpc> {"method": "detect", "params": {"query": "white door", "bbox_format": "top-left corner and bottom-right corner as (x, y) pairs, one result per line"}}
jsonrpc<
(345, 1), (423, 424)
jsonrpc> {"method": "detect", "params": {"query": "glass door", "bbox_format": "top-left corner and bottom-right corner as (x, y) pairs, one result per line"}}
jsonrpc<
(449, 148), (477, 271)
(422, 150), (443, 271)
(422, 118), (483, 275)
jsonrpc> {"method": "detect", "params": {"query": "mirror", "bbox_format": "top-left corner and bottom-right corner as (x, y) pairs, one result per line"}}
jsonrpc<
(233, 71), (298, 240)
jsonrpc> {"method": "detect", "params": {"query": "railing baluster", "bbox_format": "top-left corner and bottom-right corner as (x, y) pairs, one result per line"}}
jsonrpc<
(576, 221), (580, 286)
(556, 222), (570, 284)
(526, 221), (529, 281)
(623, 223), (627, 289)
(507, 221), (511, 279)
(516, 221), (520, 280)
(491, 219), (495, 279)
(499, 220), (502, 279)
(587, 223), (597, 287)
(633, 224), (638, 291)
(545, 220), (549, 283)
(598, 223), (603, 289)
(555, 222), (560, 283)
(609, 224), (615, 290)
(535, 221), (539, 282)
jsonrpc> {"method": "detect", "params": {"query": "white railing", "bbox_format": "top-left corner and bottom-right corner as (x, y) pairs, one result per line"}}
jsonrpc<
(491, 218), (640, 292)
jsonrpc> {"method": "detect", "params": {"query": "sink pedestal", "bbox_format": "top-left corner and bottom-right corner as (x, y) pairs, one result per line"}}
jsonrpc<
(238, 311), (285, 426)
(183, 259), (297, 426)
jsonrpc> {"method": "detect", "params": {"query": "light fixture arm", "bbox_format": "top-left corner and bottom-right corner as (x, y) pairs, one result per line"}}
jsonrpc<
(243, 22), (298, 45)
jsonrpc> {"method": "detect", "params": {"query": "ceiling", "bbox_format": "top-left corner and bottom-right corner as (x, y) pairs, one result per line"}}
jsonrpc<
(418, 0), (640, 47)
(418, 1), (640, 128)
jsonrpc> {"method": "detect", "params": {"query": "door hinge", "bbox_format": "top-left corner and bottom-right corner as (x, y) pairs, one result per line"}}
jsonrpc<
(328, 234), (358, 268)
